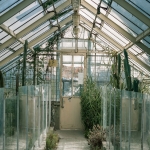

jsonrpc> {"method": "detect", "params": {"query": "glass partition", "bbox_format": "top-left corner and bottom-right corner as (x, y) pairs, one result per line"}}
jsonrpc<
(0, 84), (51, 150)
(0, 88), (4, 150)
(101, 87), (150, 150)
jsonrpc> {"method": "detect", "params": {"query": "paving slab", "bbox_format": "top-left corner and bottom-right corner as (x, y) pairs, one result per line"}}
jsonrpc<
(55, 130), (90, 150)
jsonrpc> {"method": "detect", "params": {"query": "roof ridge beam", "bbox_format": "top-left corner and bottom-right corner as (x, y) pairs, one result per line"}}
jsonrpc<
(0, 16), (72, 67)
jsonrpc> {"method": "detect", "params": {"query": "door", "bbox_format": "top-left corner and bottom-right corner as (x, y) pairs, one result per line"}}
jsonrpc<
(60, 54), (85, 129)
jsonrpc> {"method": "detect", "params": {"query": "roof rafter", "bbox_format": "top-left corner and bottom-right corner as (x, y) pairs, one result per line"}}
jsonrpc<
(0, 24), (34, 52)
(0, 0), (71, 51)
(0, 0), (36, 25)
(0, 16), (72, 67)
(80, 16), (150, 72)
(81, 0), (150, 54)
(113, 0), (150, 27)
(125, 27), (150, 49)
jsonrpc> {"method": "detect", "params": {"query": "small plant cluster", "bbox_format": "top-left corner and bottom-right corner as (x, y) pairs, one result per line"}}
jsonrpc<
(45, 131), (59, 150)
(88, 125), (106, 150)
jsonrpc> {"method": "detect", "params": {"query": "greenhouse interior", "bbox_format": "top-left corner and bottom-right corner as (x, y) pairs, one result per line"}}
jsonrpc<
(0, 0), (150, 150)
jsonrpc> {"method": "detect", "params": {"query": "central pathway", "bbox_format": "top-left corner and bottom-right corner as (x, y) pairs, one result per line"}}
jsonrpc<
(56, 130), (90, 150)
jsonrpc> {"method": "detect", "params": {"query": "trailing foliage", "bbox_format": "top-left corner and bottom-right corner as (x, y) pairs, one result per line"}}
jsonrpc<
(80, 77), (102, 132)
(45, 131), (59, 150)
(88, 125), (106, 150)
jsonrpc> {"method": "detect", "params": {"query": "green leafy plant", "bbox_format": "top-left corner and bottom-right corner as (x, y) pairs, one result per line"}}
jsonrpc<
(123, 49), (132, 91)
(80, 77), (102, 136)
(45, 131), (59, 150)
(88, 125), (106, 150)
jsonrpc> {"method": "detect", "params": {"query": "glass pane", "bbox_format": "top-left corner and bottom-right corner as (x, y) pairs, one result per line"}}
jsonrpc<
(4, 2), (44, 31)
(73, 56), (84, 96)
(0, 0), (23, 16)
(103, 23), (130, 44)
(62, 55), (72, 96)
(111, 1), (148, 32)
(125, 0), (150, 18)
(141, 39), (150, 48)
(101, 26), (127, 46)
(19, 86), (28, 149)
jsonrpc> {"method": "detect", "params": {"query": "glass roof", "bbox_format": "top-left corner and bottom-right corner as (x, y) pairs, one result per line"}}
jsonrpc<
(126, 0), (150, 18)
(0, 0), (150, 75)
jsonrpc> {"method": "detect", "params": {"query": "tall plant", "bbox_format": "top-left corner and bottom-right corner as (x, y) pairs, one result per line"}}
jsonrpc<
(110, 52), (121, 89)
(0, 70), (4, 88)
(80, 77), (102, 132)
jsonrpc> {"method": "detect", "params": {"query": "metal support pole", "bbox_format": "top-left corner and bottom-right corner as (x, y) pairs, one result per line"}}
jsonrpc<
(109, 90), (112, 149)
(3, 90), (5, 150)
(38, 86), (41, 147)
(120, 90), (122, 149)
(45, 85), (48, 133)
(128, 91), (131, 150)
(26, 86), (28, 150)
(33, 53), (36, 85)
(49, 84), (51, 127)
(56, 39), (60, 101)
(17, 93), (19, 150)
(114, 89), (116, 150)
(141, 93), (144, 150)
(33, 87), (35, 148)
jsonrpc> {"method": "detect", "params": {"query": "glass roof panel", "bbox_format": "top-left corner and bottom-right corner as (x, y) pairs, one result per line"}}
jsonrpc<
(4, 1), (44, 31)
(111, 1), (148, 32)
(80, 9), (95, 23)
(108, 13), (137, 37)
(0, 31), (9, 42)
(130, 45), (143, 53)
(13, 44), (23, 51)
(0, 49), (13, 61)
(96, 34), (120, 51)
(0, 0), (23, 16)
(128, 48), (138, 55)
(103, 23), (130, 44)
(85, 0), (97, 9)
(14, 12), (44, 34)
(22, 21), (50, 41)
(140, 39), (150, 48)
(54, 0), (67, 7)
(0, 35), (12, 43)
(137, 54), (150, 66)
(144, 35), (150, 43)
(9, 41), (22, 49)
(101, 25), (127, 46)
(130, 59), (150, 76)
(125, 0), (150, 19)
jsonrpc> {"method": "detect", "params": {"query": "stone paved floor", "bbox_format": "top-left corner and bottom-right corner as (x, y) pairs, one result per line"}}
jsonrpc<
(55, 130), (90, 150)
